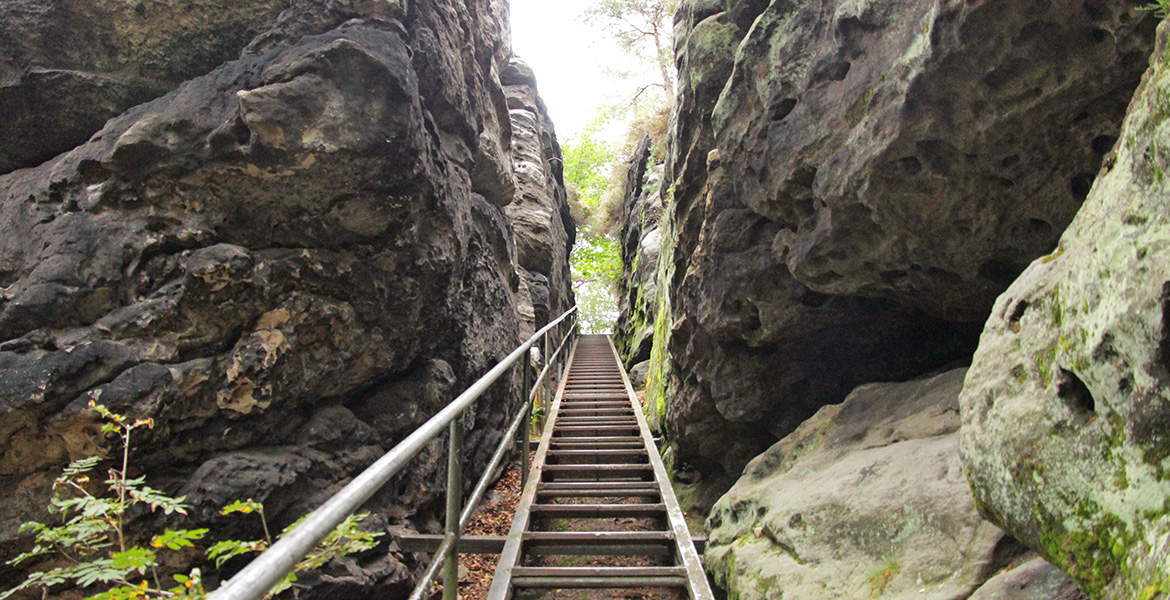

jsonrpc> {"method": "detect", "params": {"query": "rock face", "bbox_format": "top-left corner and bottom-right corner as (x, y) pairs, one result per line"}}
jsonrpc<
(614, 136), (666, 368)
(631, 0), (1155, 500)
(0, 1), (573, 596)
(968, 557), (1088, 600)
(960, 21), (1170, 599)
(0, 0), (291, 175)
(706, 369), (1020, 600)
(501, 59), (575, 337)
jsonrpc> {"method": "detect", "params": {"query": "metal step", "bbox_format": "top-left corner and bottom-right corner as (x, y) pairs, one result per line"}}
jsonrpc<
(487, 334), (712, 600)
(529, 503), (666, 518)
(511, 567), (688, 589)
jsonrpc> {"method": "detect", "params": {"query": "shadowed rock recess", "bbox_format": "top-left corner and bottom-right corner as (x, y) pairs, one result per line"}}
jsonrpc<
(0, 1), (573, 596)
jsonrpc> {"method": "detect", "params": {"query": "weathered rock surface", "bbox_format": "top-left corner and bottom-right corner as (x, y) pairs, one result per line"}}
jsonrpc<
(0, 0), (432, 176)
(968, 557), (1088, 600)
(960, 20), (1170, 599)
(502, 58), (575, 337)
(615, 136), (666, 368)
(641, 0), (1155, 500)
(0, 2), (573, 595)
(0, 0), (285, 174)
(706, 369), (1022, 600)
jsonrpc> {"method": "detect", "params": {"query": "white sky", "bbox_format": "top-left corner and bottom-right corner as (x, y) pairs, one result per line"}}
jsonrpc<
(509, 0), (651, 143)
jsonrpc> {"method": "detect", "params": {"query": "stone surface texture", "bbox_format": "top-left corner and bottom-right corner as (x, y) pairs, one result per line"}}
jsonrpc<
(968, 557), (1088, 600)
(706, 369), (1023, 600)
(501, 58), (575, 337)
(614, 136), (666, 369)
(0, 1), (573, 595)
(960, 20), (1170, 599)
(0, 0), (383, 174)
(632, 0), (1155, 504)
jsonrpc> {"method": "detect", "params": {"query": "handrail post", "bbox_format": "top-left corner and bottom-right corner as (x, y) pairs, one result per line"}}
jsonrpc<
(519, 352), (532, 491)
(443, 417), (463, 600)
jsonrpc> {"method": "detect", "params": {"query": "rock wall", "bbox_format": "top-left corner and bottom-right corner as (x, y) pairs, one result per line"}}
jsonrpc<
(0, 0), (289, 175)
(960, 19), (1170, 599)
(501, 59), (576, 337)
(620, 0), (1155, 504)
(0, 1), (573, 596)
(614, 136), (665, 370)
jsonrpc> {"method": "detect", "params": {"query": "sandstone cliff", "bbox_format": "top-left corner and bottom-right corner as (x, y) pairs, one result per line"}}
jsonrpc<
(961, 18), (1170, 599)
(620, 0), (1155, 505)
(614, 0), (1161, 597)
(0, 1), (573, 596)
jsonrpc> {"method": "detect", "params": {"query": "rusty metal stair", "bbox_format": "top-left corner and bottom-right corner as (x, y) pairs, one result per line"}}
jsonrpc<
(488, 334), (713, 599)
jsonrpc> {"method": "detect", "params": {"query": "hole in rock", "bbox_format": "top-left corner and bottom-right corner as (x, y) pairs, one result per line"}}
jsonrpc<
(1158, 282), (1170, 376)
(797, 288), (831, 308)
(1001, 154), (1021, 168)
(1091, 134), (1117, 155)
(1070, 173), (1094, 200)
(881, 270), (908, 284)
(1089, 28), (1109, 43)
(793, 164), (818, 187)
(900, 156), (923, 175)
(837, 17), (879, 58)
(812, 61), (851, 83)
(1057, 368), (1096, 417)
(772, 98), (798, 121)
(1007, 299), (1030, 332)
(979, 259), (1020, 287)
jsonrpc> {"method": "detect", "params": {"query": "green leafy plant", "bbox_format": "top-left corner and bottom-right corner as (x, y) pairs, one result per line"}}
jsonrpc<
(4, 403), (382, 600)
(570, 235), (622, 333)
(1139, 0), (1170, 18)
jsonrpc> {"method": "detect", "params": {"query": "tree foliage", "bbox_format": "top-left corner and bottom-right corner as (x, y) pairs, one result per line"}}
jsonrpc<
(565, 0), (680, 334)
(583, 0), (679, 96)
(563, 116), (623, 334)
(571, 235), (623, 333)
(561, 114), (617, 214)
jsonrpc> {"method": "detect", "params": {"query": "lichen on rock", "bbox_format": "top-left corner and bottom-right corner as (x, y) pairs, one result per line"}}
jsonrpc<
(960, 20), (1170, 599)
(706, 369), (1016, 600)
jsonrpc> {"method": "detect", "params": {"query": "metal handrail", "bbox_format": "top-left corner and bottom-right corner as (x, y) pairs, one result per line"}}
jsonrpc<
(211, 306), (578, 600)
(407, 317), (577, 600)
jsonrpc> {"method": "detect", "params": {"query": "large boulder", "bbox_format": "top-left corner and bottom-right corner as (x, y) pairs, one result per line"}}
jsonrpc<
(960, 20), (1170, 599)
(0, 2), (572, 595)
(653, 0), (1154, 496)
(0, 0), (433, 176)
(706, 369), (1021, 599)
(968, 557), (1088, 600)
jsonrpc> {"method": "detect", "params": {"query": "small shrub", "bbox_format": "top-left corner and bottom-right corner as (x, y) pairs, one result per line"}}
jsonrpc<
(3, 403), (381, 600)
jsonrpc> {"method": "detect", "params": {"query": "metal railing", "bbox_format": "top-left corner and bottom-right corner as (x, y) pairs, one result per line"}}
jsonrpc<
(210, 306), (578, 600)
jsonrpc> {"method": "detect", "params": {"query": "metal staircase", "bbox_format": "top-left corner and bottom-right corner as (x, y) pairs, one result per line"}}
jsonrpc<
(487, 334), (713, 599)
